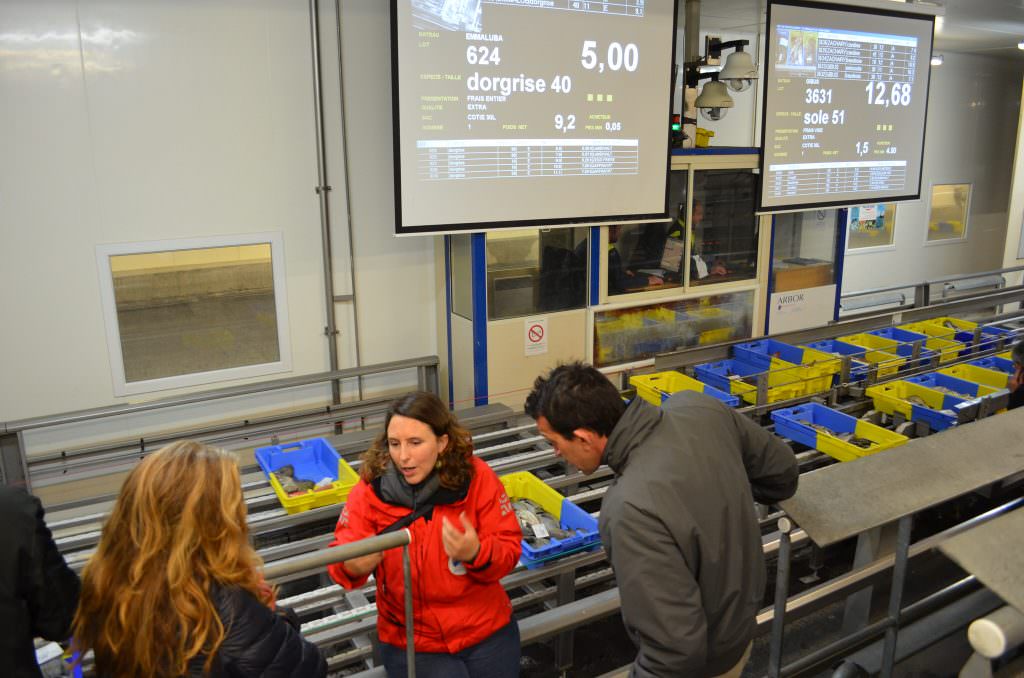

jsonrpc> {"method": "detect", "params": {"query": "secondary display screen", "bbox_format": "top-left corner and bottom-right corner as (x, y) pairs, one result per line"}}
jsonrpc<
(392, 0), (676, 234)
(759, 0), (934, 211)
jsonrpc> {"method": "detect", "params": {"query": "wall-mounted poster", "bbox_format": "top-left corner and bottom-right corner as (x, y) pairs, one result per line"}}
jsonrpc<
(846, 203), (896, 251)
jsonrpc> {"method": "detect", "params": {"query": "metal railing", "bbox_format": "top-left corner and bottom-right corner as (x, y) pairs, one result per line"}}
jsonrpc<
(839, 265), (1024, 318)
(0, 356), (440, 490)
(264, 529), (417, 677)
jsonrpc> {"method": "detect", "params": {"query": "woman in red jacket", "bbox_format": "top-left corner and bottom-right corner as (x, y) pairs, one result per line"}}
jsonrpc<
(328, 392), (522, 678)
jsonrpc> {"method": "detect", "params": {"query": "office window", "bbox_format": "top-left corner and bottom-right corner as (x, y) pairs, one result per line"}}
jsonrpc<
(773, 210), (838, 292)
(593, 290), (755, 367)
(927, 184), (970, 243)
(96, 234), (291, 396)
(691, 170), (759, 286)
(486, 228), (588, 320)
(846, 203), (896, 251)
(608, 170), (687, 297)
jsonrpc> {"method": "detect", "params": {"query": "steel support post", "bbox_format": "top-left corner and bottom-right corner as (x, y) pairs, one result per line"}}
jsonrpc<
(403, 544), (416, 678)
(880, 514), (913, 678)
(555, 570), (577, 674)
(768, 517), (793, 678)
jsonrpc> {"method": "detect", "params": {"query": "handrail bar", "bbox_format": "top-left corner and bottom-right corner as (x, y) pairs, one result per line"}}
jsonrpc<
(262, 529), (410, 581)
(2, 356), (439, 434)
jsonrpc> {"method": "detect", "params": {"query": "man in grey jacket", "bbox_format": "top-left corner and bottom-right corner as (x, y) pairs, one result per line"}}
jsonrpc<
(525, 363), (798, 678)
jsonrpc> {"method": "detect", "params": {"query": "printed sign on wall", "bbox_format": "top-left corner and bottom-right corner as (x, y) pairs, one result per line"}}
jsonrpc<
(524, 317), (548, 356)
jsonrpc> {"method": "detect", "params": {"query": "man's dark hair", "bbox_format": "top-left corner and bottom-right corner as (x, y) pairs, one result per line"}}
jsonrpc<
(524, 362), (626, 439)
(1013, 340), (1024, 367)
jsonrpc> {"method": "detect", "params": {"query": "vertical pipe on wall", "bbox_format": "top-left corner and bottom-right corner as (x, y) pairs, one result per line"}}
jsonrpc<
(334, 0), (364, 398)
(684, 0), (701, 62)
(309, 0), (342, 404)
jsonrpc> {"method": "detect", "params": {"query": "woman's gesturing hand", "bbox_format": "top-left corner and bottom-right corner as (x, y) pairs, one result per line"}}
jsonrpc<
(441, 512), (480, 563)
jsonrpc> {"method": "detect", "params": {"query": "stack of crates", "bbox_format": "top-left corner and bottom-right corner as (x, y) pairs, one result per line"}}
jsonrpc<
(803, 339), (906, 379)
(732, 339), (840, 394)
(771, 402), (908, 462)
(630, 370), (740, 407)
(693, 356), (805, 405)
(500, 471), (601, 569)
(902, 316), (1014, 354)
(838, 332), (937, 370)
(939, 362), (1010, 390)
(864, 379), (973, 431)
(869, 327), (963, 364)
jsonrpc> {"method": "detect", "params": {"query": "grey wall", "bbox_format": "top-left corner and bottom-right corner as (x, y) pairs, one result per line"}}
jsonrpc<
(841, 52), (1022, 292)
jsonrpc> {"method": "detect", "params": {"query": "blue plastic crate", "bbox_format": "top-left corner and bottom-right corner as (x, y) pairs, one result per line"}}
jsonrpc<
(770, 403), (908, 462)
(970, 355), (1015, 374)
(904, 372), (1004, 400)
(805, 339), (885, 379)
(733, 339), (805, 370)
(255, 438), (359, 514)
(501, 472), (600, 569)
(951, 326), (1014, 352)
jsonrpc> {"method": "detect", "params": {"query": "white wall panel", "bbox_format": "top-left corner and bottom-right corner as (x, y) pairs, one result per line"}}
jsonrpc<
(337, 0), (439, 367)
(841, 53), (1021, 293)
(0, 0), (333, 420)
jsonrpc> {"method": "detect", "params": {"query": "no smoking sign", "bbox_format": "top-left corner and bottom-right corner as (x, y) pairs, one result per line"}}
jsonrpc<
(524, 317), (548, 356)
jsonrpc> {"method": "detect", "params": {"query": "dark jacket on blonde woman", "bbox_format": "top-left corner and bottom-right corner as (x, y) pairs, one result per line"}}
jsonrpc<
(73, 441), (326, 678)
(0, 486), (80, 678)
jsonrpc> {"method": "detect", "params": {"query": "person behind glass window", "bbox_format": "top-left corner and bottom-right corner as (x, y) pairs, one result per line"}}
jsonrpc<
(327, 392), (522, 678)
(73, 441), (326, 677)
(0, 485), (80, 678)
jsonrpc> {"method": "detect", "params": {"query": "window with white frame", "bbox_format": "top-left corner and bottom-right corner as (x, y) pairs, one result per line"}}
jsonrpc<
(96, 233), (291, 396)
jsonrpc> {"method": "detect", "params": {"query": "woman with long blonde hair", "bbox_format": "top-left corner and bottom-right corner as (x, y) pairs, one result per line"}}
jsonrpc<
(73, 440), (325, 677)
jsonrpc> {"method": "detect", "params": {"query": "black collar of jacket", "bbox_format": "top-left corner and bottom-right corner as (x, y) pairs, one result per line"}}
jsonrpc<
(602, 397), (662, 475)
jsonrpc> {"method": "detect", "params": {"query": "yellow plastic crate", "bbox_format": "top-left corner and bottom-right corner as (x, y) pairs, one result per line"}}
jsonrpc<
(900, 321), (961, 342)
(865, 380), (946, 419)
(816, 419), (909, 462)
(939, 364), (1009, 390)
(699, 327), (734, 345)
(629, 371), (740, 407)
(860, 349), (906, 378)
(732, 358), (807, 404)
(258, 442), (360, 515)
(839, 333), (902, 353)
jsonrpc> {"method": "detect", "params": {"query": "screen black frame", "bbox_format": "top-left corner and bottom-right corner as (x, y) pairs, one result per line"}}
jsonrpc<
(757, 0), (935, 213)
(390, 0), (679, 236)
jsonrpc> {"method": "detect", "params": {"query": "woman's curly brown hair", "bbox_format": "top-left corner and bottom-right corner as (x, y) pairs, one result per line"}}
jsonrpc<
(360, 391), (474, 489)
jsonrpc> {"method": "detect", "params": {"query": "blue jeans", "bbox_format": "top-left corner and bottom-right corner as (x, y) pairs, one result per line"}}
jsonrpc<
(380, 620), (521, 678)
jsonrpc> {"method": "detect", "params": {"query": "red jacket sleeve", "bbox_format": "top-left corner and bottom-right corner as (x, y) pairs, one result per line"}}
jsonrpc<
(464, 462), (522, 583)
(326, 481), (377, 589)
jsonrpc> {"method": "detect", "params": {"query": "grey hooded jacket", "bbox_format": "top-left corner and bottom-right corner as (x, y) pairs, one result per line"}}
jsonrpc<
(599, 391), (798, 678)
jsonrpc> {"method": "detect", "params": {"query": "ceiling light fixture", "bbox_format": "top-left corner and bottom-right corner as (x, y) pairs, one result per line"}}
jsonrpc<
(1018, 39), (1024, 50)
(930, 54), (943, 66)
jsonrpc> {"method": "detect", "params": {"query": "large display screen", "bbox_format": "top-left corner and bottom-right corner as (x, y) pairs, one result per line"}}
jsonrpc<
(759, 0), (934, 211)
(392, 0), (677, 234)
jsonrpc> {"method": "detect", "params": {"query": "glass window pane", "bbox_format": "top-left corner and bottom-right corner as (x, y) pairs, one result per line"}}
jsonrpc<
(110, 244), (279, 383)
(450, 234), (474, 321)
(927, 184), (970, 242)
(608, 170), (688, 297)
(846, 203), (896, 250)
(487, 228), (588, 320)
(593, 290), (755, 367)
(691, 170), (758, 286)
(772, 210), (837, 292)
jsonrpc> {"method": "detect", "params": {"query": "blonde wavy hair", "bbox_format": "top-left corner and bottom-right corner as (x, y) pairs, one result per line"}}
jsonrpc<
(360, 391), (474, 489)
(73, 441), (272, 676)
